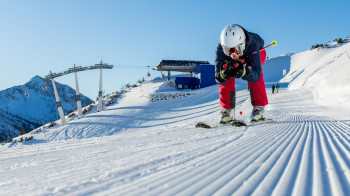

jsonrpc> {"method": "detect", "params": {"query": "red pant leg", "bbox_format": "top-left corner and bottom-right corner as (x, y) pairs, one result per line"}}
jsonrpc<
(219, 77), (236, 109)
(247, 50), (268, 106)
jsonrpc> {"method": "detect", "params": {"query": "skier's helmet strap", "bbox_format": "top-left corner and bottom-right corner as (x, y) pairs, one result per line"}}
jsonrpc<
(220, 24), (246, 56)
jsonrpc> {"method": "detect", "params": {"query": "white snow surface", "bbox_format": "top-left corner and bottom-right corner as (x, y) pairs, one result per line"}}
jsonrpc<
(1, 43), (350, 196)
(281, 42), (350, 108)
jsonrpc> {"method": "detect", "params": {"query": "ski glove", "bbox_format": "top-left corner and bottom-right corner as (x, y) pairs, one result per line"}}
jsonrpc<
(229, 60), (249, 78)
(218, 60), (249, 81)
(219, 64), (234, 80)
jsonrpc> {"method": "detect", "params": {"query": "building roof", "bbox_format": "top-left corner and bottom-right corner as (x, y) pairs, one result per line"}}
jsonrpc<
(154, 60), (210, 72)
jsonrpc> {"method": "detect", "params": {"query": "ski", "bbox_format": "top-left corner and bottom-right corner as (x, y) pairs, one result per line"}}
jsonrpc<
(195, 118), (273, 129)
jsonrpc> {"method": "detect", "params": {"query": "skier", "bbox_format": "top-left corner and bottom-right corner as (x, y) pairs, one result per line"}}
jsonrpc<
(276, 83), (280, 93)
(215, 24), (268, 123)
(272, 83), (275, 94)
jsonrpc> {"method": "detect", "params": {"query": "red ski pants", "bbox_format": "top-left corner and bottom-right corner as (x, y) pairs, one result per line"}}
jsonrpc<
(219, 50), (268, 109)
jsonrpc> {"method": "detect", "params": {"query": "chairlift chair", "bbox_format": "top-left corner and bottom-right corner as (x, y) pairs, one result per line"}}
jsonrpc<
(146, 65), (151, 77)
(24, 84), (30, 98)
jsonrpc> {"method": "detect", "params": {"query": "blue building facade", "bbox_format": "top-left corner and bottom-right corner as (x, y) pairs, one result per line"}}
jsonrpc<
(175, 64), (216, 89)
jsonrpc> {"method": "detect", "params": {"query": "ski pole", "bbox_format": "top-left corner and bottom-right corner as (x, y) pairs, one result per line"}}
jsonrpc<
(260, 40), (277, 52)
(239, 40), (277, 60)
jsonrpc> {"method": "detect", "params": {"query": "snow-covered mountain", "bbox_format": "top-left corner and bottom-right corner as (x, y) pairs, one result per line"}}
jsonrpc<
(0, 76), (93, 141)
(1, 41), (349, 195)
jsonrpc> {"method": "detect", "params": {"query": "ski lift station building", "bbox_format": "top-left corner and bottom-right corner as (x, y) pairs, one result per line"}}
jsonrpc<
(154, 60), (216, 89)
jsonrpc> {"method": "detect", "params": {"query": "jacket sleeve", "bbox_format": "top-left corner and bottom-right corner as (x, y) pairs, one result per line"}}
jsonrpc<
(214, 43), (231, 84)
(242, 45), (262, 83)
(242, 33), (264, 83)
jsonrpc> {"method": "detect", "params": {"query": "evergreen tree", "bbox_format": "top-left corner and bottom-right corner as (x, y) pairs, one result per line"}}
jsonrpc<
(337, 38), (344, 44)
(19, 128), (25, 136)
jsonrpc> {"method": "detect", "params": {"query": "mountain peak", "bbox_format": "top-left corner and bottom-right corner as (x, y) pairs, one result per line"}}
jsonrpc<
(29, 75), (44, 84)
(27, 75), (46, 89)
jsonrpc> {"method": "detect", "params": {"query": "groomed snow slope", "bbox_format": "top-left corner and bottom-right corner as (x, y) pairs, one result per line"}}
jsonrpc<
(1, 42), (350, 195)
(1, 79), (349, 195)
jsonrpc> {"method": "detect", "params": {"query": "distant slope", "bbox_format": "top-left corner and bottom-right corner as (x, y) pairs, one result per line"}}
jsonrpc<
(0, 108), (41, 141)
(0, 76), (93, 141)
(282, 41), (350, 108)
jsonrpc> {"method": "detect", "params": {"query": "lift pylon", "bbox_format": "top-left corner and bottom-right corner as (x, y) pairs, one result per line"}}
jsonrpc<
(50, 75), (66, 126)
(43, 62), (113, 126)
(73, 64), (83, 119)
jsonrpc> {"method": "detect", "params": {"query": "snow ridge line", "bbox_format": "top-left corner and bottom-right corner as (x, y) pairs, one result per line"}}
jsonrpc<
(324, 122), (350, 162)
(317, 122), (350, 194)
(254, 122), (310, 196)
(68, 129), (246, 195)
(291, 124), (313, 196)
(115, 131), (247, 195)
(325, 122), (350, 154)
(167, 123), (299, 195)
(314, 121), (347, 196)
(128, 117), (350, 195)
(276, 115), (336, 123)
(171, 123), (296, 195)
(192, 123), (295, 195)
(230, 122), (305, 195)
(117, 122), (294, 195)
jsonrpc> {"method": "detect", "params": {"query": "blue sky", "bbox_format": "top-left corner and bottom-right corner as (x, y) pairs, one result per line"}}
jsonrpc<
(0, 0), (349, 99)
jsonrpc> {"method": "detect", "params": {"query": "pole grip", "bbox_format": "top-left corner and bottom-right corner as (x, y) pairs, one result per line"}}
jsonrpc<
(260, 41), (277, 52)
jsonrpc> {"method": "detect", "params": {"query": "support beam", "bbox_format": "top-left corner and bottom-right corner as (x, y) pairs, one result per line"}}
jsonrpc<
(74, 68), (83, 119)
(97, 67), (103, 112)
(43, 63), (113, 82)
(51, 79), (66, 126)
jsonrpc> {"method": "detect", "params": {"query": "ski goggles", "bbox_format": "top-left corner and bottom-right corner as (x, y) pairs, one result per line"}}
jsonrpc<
(222, 44), (245, 56)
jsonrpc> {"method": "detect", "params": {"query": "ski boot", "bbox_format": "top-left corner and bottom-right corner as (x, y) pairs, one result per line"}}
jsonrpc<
(250, 106), (266, 122)
(220, 108), (235, 124)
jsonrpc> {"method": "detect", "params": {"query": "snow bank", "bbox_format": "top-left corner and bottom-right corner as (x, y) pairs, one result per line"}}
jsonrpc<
(263, 54), (292, 83)
(282, 42), (350, 108)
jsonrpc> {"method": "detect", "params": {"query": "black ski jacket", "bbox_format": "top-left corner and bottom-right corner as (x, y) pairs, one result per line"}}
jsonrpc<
(215, 26), (264, 84)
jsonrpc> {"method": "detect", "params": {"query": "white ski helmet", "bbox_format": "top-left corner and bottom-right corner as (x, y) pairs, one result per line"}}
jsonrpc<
(220, 24), (246, 56)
